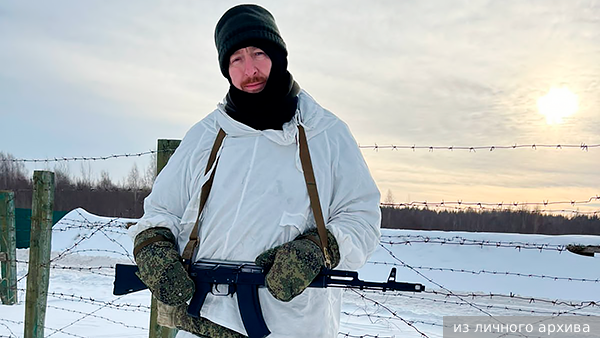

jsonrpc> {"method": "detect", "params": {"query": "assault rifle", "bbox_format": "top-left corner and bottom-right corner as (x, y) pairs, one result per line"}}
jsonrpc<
(113, 260), (425, 338)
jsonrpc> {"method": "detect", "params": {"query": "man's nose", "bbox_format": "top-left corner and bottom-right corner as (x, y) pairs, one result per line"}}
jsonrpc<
(243, 58), (257, 77)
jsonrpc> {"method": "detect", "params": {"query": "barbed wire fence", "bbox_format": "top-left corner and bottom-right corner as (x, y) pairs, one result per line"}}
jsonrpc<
(2, 213), (600, 337)
(358, 143), (600, 152)
(4, 146), (598, 217)
(2, 142), (599, 165)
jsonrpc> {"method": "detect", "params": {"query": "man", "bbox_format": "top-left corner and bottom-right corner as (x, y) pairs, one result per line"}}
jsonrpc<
(129, 4), (381, 338)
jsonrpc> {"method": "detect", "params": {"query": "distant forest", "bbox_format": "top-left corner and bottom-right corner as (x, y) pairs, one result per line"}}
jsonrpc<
(2, 151), (599, 234)
(381, 206), (600, 235)
(0, 151), (153, 218)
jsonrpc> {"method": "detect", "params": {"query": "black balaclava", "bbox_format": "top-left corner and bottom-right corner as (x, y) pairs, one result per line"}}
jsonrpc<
(214, 4), (300, 130)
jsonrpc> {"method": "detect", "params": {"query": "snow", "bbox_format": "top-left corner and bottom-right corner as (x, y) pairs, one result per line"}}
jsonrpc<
(2, 208), (600, 337)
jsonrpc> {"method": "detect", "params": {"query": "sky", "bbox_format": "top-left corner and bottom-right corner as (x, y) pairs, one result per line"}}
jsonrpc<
(2, 209), (600, 337)
(0, 1), (598, 213)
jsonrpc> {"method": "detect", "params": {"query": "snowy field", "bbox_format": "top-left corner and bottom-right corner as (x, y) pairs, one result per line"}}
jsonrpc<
(2, 208), (600, 338)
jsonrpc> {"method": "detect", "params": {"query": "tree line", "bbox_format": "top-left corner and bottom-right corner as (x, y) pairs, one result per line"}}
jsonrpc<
(0, 151), (154, 218)
(381, 206), (600, 235)
(2, 151), (599, 234)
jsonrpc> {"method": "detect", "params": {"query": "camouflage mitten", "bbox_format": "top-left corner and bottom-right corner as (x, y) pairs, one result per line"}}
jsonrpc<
(156, 300), (179, 328)
(133, 227), (195, 306)
(173, 304), (247, 338)
(255, 228), (340, 302)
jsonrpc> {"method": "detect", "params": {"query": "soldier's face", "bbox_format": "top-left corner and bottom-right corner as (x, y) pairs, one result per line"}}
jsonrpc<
(228, 46), (272, 93)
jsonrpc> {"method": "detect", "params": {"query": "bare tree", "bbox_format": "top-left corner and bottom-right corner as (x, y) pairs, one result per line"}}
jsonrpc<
(76, 162), (94, 189)
(98, 170), (115, 190)
(52, 162), (74, 189)
(143, 152), (157, 189)
(384, 189), (395, 205)
(126, 163), (142, 190)
(0, 152), (28, 188)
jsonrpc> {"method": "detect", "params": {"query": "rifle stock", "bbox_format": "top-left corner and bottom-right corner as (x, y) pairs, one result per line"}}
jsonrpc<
(113, 261), (424, 338)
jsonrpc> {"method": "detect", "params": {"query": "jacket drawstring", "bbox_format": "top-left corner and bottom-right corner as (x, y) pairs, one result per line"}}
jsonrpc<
(294, 115), (305, 173)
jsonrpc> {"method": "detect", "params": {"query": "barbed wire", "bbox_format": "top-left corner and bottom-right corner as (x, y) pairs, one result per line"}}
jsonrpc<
(2, 150), (160, 163)
(423, 290), (599, 308)
(338, 333), (395, 338)
(9, 187), (150, 193)
(381, 203), (600, 217)
(379, 244), (536, 338)
(45, 295), (128, 338)
(398, 206), (600, 217)
(382, 195), (600, 209)
(359, 143), (600, 152)
(380, 235), (570, 252)
(355, 287), (600, 310)
(378, 243), (600, 317)
(410, 205), (598, 219)
(52, 218), (133, 237)
(3, 143), (598, 164)
(5, 200), (600, 337)
(349, 289), (430, 338)
(40, 325), (86, 338)
(49, 264), (115, 276)
(47, 305), (147, 331)
(57, 217), (131, 228)
(341, 312), (446, 328)
(6, 189), (599, 216)
(0, 320), (19, 338)
(59, 248), (133, 257)
(50, 210), (133, 264)
(0, 316), (85, 338)
(387, 291), (597, 316)
(15, 213), (131, 284)
(368, 260), (600, 283)
(10, 257), (115, 277)
(381, 234), (565, 245)
(39, 290), (150, 312)
(53, 225), (128, 236)
(13, 252), (598, 283)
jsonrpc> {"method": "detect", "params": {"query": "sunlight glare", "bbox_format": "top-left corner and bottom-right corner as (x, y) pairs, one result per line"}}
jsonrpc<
(537, 87), (578, 125)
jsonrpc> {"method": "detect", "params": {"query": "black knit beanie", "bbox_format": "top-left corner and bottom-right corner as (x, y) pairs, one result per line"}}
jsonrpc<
(215, 4), (287, 79)
(214, 4), (300, 130)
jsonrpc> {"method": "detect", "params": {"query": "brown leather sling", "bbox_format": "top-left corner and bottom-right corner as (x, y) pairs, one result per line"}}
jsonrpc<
(181, 128), (226, 270)
(180, 125), (332, 270)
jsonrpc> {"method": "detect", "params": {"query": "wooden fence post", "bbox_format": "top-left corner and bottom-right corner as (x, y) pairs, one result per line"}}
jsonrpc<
(149, 140), (181, 338)
(0, 190), (17, 305)
(24, 171), (55, 338)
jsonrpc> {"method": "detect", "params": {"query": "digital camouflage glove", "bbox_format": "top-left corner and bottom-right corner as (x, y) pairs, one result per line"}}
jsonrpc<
(255, 228), (340, 302)
(133, 227), (195, 306)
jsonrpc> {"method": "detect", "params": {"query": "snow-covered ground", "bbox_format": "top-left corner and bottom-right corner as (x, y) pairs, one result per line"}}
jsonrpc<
(2, 208), (600, 337)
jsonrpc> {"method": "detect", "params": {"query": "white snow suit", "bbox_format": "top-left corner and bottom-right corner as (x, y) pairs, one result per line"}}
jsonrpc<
(129, 90), (381, 338)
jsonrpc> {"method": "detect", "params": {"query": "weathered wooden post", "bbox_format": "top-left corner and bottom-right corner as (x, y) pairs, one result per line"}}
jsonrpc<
(149, 140), (181, 338)
(157, 140), (181, 176)
(0, 190), (18, 305)
(24, 171), (55, 338)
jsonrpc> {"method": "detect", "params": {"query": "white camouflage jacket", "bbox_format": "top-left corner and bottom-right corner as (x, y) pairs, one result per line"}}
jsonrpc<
(129, 90), (381, 338)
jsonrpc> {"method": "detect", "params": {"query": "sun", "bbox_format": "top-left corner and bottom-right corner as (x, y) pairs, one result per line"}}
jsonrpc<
(537, 87), (578, 125)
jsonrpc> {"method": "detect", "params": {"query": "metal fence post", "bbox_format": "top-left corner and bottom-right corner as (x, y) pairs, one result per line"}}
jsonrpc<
(24, 171), (55, 338)
(0, 190), (17, 305)
(149, 140), (181, 338)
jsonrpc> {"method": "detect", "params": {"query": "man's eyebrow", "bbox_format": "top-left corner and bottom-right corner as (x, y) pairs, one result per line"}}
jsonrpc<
(230, 50), (243, 58)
